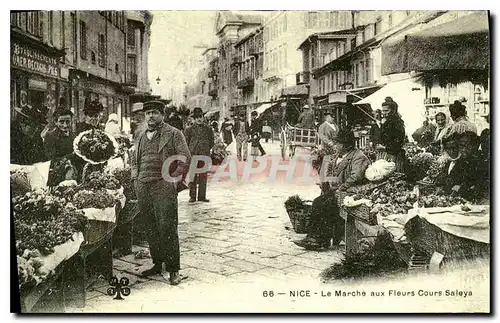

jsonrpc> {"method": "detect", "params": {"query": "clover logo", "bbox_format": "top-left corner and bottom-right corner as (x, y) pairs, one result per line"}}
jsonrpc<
(107, 276), (131, 300)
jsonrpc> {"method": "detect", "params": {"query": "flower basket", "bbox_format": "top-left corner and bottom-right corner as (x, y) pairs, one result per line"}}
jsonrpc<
(284, 197), (312, 234)
(73, 129), (119, 165)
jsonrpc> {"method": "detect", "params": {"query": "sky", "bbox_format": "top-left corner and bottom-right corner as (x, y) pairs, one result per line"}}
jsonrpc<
(148, 11), (219, 97)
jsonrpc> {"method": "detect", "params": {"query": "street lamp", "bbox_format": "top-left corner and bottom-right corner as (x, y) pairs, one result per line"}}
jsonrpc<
(156, 76), (161, 85)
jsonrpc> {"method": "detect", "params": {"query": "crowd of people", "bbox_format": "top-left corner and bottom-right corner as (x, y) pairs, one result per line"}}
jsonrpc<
(293, 96), (490, 251)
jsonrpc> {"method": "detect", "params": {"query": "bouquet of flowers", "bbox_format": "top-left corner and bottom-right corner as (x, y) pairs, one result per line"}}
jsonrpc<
(80, 171), (121, 191)
(73, 189), (119, 209)
(408, 152), (437, 181)
(73, 129), (119, 164)
(12, 188), (67, 222)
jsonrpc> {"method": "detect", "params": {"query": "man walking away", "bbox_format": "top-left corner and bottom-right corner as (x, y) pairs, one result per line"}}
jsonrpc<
(184, 107), (214, 203)
(132, 100), (191, 285)
(233, 115), (250, 161)
(249, 111), (266, 156)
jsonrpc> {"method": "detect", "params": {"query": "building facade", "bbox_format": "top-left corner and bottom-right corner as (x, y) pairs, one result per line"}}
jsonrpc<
(10, 10), (153, 133)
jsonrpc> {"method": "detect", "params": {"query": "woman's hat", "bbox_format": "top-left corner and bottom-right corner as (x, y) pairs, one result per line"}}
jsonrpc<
(84, 100), (104, 116)
(192, 107), (204, 118)
(108, 113), (119, 123)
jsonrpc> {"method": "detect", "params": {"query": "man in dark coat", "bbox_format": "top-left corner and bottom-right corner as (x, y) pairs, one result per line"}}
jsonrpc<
(221, 117), (233, 146)
(294, 129), (371, 251)
(249, 111), (266, 156)
(131, 100), (191, 284)
(44, 109), (75, 160)
(165, 106), (184, 131)
(184, 107), (214, 203)
(11, 105), (48, 165)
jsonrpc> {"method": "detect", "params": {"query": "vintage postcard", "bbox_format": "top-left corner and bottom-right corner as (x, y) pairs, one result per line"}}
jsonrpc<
(10, 9), (490, 313)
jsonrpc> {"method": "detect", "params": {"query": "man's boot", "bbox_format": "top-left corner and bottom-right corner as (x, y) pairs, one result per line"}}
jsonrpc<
(141, 263), (162, 277)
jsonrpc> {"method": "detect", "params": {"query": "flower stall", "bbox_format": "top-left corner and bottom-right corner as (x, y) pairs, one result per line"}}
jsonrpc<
(11, 128), (129, 311)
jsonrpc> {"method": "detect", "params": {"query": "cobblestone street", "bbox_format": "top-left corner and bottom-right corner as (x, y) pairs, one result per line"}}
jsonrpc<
(67, 142), (345, 312)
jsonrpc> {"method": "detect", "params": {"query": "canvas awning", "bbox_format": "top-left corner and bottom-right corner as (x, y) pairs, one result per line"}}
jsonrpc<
(381, 12), (489, 75)
(354, 77), (427, 137)
(252, 103), (275, 116)
(281, 84), (309, 97)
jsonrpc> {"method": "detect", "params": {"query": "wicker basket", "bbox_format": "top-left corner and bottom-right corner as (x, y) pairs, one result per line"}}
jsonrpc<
(286, 202), (312, 234)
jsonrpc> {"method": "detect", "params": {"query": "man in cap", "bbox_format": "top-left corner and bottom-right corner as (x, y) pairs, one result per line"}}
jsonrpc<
(132, 100), (191, 285)
(294, 129), (370, 251)
(317, 110), (339, 149)
(131, 102), (147, 139)
(297, 104), (315, 129)
(183, 107), (214, 203)
(43, 108), (75, 160)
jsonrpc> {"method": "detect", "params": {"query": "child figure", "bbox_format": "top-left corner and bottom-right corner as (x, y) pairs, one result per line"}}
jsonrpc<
(250, 134), (260, 162)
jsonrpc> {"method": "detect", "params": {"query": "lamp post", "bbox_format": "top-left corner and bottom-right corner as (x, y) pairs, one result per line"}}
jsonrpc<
(156, 76), (161, 85)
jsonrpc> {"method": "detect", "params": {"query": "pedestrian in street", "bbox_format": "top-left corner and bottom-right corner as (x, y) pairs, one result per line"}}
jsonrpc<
(221, 117), (234, 147)
(376, 97), (407, 172)
(317, 111), (339, 149)
(296, 104), (315, 129)
(233, 114), (250, 161)
(11, 105), (48, 165)
(43, 108), (75, 160)
(131, 102), (147, 140)
(294, 129), (371, 251)
(249, 111), (266, 156)
(165, 106), (184, 131)
(184, 107), (215, 203)
(262, 120), (272, 143)
(131, 100), (191, 285)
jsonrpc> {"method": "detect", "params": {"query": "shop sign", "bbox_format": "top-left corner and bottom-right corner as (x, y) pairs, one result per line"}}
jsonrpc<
(328, 91), (347, 103)
(11, 41), (60, 78)
(28, 79), (48, 91)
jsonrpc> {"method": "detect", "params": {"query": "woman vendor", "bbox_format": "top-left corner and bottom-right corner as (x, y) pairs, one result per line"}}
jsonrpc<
(376, 97), (407, 172)
(293, 129), (371, 251)
(440, 131), (488, 202)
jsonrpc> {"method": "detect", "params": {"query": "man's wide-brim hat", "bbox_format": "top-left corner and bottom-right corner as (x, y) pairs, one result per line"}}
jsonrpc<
(143, 100), (165, 113)
(132, 102), (144, 114)
(192, 107), (204, 118)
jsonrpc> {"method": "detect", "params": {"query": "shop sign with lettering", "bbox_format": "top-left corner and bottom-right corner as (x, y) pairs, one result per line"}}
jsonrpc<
(11, 41), (60, 78)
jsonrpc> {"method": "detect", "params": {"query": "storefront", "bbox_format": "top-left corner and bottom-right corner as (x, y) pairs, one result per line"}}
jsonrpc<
(69, 69), (130, 130)
(10, 33), (68, 123)
(381, 12), (490, 134)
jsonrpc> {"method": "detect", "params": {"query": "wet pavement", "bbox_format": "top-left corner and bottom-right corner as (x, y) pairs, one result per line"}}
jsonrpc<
(66, 142), (344, 312)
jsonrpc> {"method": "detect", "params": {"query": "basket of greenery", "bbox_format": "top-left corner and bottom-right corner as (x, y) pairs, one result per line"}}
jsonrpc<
(284, 195), (312, 234)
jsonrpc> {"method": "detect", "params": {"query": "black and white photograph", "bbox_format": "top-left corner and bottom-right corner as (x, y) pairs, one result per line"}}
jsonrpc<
(9, 8), (491, 313)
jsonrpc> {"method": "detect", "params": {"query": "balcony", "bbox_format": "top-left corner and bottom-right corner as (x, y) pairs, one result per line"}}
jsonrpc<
(263, 69), (280, 83)
(208, 69), (218, 78)
(231, 54), (242, 66)
(127, 44), (136, 53)
(249, 42), (263, 56)
(125, 73), (138, 86)
(237, 77), (255, 89)
(296, 71), (310, 85)
(208, 82), (218, 97)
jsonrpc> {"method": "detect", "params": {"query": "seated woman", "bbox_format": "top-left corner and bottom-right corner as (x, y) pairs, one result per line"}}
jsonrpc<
(294, 129), (371, 251)
(441, 131), (488, 202)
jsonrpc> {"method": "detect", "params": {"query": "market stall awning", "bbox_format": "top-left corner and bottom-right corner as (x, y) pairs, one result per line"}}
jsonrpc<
(381, 12), (489, 75)
(252, 103), (275, 116)
(281, 84), (309, 97)
(353, 77), (427, 138)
